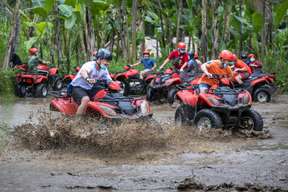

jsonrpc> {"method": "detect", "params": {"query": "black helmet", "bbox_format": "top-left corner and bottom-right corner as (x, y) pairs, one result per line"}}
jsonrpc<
(96, 48), (112, 61)
(240, 52), (248, 60)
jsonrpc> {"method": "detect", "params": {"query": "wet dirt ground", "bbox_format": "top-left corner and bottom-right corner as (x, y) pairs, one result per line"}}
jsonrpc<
(0, 95), (288, 191)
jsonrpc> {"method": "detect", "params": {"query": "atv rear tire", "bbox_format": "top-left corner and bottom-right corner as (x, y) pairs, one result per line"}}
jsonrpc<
(53, 76), (63, 91)
(167, 87), (178, 105)
(175, 104), (195, 126)
(253, 88), (271, 103)
(146, 86), (155, 101)
(194, 109), (223, 129)
(239, 109), (263, 131)
(16, 84), (26, 97)
(35, 84), (48, 97)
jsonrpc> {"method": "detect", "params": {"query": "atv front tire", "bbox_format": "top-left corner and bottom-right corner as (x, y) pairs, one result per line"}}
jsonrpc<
(16, 84), (26, 97)
(35, 84), (48, 97)
(194, 109), (223, 129)
(253, 88), (271, 103)
(239, 109), (263, 131)
(167, 87), (178, 105)
(53, 76), (63, 91)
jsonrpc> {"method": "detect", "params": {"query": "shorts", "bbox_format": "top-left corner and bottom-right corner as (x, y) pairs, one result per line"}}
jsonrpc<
(237, 72), (250, 80)
(142, 69), (152, 73)
(71, 86), (101, 104)
(198, 83), (210, 90)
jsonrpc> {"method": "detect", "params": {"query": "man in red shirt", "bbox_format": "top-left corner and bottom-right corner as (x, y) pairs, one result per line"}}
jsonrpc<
(231, 54), (252, 84)
(159, 42), (189, 71)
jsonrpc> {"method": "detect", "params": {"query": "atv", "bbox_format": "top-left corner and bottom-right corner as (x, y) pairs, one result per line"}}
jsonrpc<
(174, 74), (263, 131)
(15, 72), (49, 97)
(14, 62), (63, 91)
(235, 71), (277, 103)
(50, 81), (153, 120)
(146, 68), (183, 102)
(63, 66), (80, 86)
(112, 65), (155, 96)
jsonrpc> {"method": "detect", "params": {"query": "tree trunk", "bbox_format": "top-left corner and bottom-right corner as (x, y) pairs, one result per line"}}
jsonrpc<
(119, 0), (128, 60)
(157, 0), (166, 48)
(83, 7), (95, 60)
(211, 0), (219, 58)
(131, 0), (138, 63)
(176, 0), (183, 43)
(223, 2), (232, 44)
(2, 0), (20, 69)
(201, 0), (208, 62)
(261, 0), (266, 59)
(239, 0), (243, 54)
(55, 15), (62, 68)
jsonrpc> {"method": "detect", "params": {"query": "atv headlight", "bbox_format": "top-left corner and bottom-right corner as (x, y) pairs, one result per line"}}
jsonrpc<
(98, 105), (118, 116)
(238, 94), (250, 105)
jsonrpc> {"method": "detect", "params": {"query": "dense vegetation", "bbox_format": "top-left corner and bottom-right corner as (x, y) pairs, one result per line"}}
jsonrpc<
(0, 0), (287, 95)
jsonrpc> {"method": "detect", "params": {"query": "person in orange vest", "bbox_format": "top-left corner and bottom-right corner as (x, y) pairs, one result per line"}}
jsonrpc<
(231, 54), (252, 85)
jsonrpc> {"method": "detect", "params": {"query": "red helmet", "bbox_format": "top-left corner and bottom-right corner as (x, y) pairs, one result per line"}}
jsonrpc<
(219, 50), (234, 61)
(29, 48), (38, 55)
(231, 54), (237, 61)
(248, 54), (255, 58)
(194, 52), (199, 59)
(177, 42), (186, 49)
(143, 50), (150, 56)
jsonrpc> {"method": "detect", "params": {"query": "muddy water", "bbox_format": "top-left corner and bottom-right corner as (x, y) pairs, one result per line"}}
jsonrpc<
(0, 95), (288, 191)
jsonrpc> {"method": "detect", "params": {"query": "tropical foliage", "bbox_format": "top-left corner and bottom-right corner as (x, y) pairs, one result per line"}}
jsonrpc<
(0, 0), (287, 91)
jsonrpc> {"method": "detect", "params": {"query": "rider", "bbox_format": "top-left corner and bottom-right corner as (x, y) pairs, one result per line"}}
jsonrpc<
(158, 42), (189, 71)
(231, 54), (252, 85)
(27, 48), (41, 72)
(247, 54), (262, 73)
(131, 50), (156, 79)
(198, 50), (234, 93)
(185, 51), (202, 73)
(71, 48), (113, 115)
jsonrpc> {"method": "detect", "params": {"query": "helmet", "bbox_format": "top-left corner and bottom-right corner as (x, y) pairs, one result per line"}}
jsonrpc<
(96, 48), (112, 61)
(177, 42), (186, 49)
(194, 52), (199, 59)
(143, 50), (150, 56)
(240, 52), (248, 60)
(219, 50), (234, 61)
(248, 54), (255, 58)
(231, 54), (237, 61)
(29, 48), (38, 55)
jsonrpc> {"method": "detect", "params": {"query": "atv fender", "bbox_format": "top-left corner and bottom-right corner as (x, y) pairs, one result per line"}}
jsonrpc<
(254, 84), (277, 95)
(88, 102), (118, 118)
(165, 77), (181, 86)
(50, 98), (78, 115)
(34, 76), (48, 84)
(176, 90), (199, 106)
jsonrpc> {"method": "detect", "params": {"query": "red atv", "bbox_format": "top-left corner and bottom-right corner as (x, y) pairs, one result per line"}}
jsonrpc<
(63, 66), (80, 86)
(236, 71), (277, 103)
(15, 72), (49, 97)
(146, 68), (182, 102)
(15, 63), (63, 91)
(50, 81), (153, 120)
(111, 65), (155, 96)
(174, 74), (263, 131)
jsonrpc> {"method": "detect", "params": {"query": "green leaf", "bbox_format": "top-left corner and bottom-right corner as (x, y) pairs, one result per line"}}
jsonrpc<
(251, 12), (263, 33)
(36, 22), (48, 34)
(64, 14), (77, 29)
(32, 7), (48, 17)
(24, 37), (38, 50)
(274, 0), (288, 28)
(58, 4), (74, 17)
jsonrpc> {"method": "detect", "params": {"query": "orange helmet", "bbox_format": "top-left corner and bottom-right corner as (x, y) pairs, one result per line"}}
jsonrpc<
(29, 48), (38, 55)
(219, 50), (234, 61)
(177, 42), (186, 49)
(248, 54), (255, 58)
(143, 50), (150, 56)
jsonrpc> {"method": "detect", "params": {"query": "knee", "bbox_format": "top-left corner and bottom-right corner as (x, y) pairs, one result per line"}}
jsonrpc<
(81, 96), (90, 104)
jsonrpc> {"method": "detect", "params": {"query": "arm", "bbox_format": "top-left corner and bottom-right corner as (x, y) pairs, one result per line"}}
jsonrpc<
(159, 58), (170, 70)
(131, 62), (140, 67)
(152, 62), (157, 70)
(79, 63), (91, 80)
(180, 62), (188, 71)
(201, 62), (212, 77)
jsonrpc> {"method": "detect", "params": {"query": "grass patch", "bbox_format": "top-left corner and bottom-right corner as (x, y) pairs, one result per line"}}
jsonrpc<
(0, 122), (10, 153)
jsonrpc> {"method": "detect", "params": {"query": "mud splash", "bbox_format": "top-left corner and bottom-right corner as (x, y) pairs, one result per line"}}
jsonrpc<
(177, 177), (288, 192)
(13, 111), (168, 154)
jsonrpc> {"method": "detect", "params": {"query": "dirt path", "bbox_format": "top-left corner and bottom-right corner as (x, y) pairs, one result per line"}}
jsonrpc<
(0, 95), (288, 191)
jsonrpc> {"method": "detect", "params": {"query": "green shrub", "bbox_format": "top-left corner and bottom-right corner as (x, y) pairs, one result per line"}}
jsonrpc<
(0, 69), (16, 97)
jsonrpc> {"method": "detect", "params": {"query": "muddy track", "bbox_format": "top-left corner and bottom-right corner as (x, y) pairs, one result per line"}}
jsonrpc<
(0, 95), (288, 191)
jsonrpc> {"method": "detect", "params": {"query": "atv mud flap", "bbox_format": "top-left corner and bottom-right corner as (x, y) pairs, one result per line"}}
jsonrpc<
(212, 105), (251, 128)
